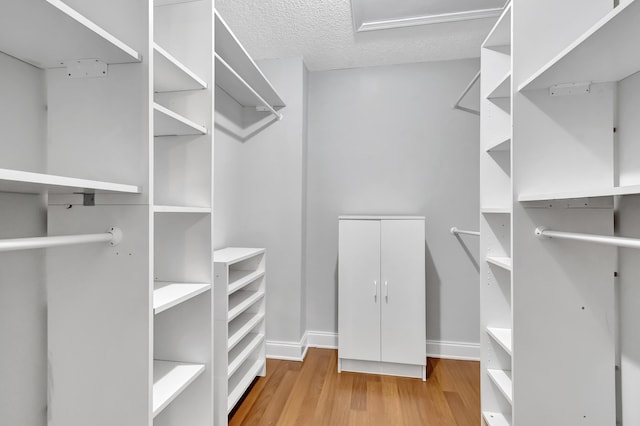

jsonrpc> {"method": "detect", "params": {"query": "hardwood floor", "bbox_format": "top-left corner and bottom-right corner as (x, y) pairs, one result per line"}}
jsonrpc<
(229, 348), (480, 426)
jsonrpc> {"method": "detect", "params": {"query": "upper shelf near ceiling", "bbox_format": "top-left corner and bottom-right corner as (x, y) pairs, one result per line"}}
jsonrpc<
(0, 0), (141, 69)
(519, 0), (640, 90)
(214, 10), (285, 119)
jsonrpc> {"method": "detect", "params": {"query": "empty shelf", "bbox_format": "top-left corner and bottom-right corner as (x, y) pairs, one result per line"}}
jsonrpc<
(0, 0), (140, 69)
(487, 137), (511, 152)
(481, 207), (511, 214)
(0, 168), (140, 195)
(214, 247), (265, 265)
(520, 0), (640, 90)
(518, 184), (640, 202)
(228, 312), (265, 351)
(153, 205), (211, 214)
(227, 358), (264, 413)
(487, 327), (512, 355)
(486, 256), (512, 271)
(228, 270), (265, 295)
(214, 11), (285, 110)
(228, 333), (264, 378)
(487, 369), (512, 404)
(154, 103), (207, 136)
(153, 360), (205, 417)
(483, 3), (511, 49)
(153, 281), (211, 314)
(488, 72), (511, 99)
(215, 54), (282, 118)
(483, 411), (512, 426)
(154, 43), (207, 92)
(228, 290), (264, 322)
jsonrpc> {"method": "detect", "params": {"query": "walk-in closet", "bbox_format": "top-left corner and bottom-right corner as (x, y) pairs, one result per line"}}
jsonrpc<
(0, 0), (638, 425)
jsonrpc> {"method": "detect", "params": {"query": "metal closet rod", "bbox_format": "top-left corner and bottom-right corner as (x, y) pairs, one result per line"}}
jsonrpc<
(452, 70), (480, 116)
(535, 227), (640, 250)
(0, 227), (123, 252)
(450, 227), (480, 237)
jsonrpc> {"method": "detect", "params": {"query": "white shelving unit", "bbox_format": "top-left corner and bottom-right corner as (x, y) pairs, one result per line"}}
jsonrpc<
(153, 281), (212, 314)
(152, 0), (214, 424)
(0, 0), (141, 69)
(152, 360), (206, 417)
(214, 247), (266, 424)
(215, 11), (285, 120)
(508, 0), (633, 424)
(0, 168), (141, 194)
(480, 2), (513, 424)
(154, 102), (208, 136)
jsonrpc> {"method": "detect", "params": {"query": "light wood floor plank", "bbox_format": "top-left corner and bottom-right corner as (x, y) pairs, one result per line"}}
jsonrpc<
(229, 348), (480, 426)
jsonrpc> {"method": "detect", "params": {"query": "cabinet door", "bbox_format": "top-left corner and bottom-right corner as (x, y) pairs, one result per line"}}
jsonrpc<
(338, 219), (381, 362)
(380, 219), (426, 365)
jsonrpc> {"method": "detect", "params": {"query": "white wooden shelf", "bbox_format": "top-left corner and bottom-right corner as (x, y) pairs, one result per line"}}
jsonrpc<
(154, 43), (208, 93)
(228, 291), (264, 322)
(228, 270), (265, 295)
(518, 184), (640, 202)
(228, 333), (264, 378)
(0, 168), (140, 195)
(486, 256), (512, 271)
(153, 205), (211, 214)
(215, 54), (282, 118)
(153, 281), (211, 314)
(214, 247), (266, 265)
(0, 0), (141, 69)
(519, 0), (640, 90)
(487, 137), (511, 153)
(227, 358), (265, 413)
(154, 103), (207, 137)
(483, 2), (511, 49)
(228, 312), (265, 351)
(487, 369), (513, 404)
(152, 360), (205, 417)
(481, 207), (512, 214)
(488, 72), (511, 100)
(214, 11), (285, 112)
(483, 411), (512, 426)
(487, 327), (512, 356)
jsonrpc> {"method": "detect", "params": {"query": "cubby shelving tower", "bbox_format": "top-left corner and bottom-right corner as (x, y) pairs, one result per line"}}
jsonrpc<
(480, 2), (513, 425)
(213, 248), (266, 424)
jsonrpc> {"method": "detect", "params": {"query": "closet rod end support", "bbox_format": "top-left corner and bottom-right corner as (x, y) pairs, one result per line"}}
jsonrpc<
(109, 227), (123, 246)
(535, 227), (548, 238)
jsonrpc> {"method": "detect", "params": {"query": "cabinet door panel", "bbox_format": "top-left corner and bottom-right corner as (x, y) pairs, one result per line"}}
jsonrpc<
(380, 220), (426, 365)
(338, 220), (381, 361)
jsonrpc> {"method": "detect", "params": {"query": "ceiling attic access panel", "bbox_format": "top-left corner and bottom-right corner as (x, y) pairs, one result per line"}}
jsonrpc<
(351, 0), (505, 32)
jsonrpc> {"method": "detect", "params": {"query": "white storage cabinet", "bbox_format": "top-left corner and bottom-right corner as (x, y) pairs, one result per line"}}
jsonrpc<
(338, 216), (426, 380)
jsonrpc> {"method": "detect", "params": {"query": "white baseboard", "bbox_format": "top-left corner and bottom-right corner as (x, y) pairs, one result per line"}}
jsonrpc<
(307, 330), (338, 349)
(426, 339), (480, 361)
(267, 331), (479, 362)
(266, 332), (308, 361)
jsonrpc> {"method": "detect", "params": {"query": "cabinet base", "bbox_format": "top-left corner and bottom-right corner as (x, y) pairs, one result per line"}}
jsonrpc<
(338, 358), (426, 381)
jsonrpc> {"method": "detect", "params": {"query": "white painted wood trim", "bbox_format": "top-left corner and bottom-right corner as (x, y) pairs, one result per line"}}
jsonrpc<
(266, 332), (308, 361)
(426, 339), (480, 361)
(306, 331), (480, 361)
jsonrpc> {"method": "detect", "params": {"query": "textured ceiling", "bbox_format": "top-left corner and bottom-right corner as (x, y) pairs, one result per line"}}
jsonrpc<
(215, 0), (498, 71)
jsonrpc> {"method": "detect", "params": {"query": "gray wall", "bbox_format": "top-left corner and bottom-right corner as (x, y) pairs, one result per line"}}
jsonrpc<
(214, 57), (308, 344)
(306, 59), (480, 345)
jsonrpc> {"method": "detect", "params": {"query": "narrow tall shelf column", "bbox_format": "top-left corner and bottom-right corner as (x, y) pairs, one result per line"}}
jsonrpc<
(213, 248), (267, 425)
(480, 2), (513, 424)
